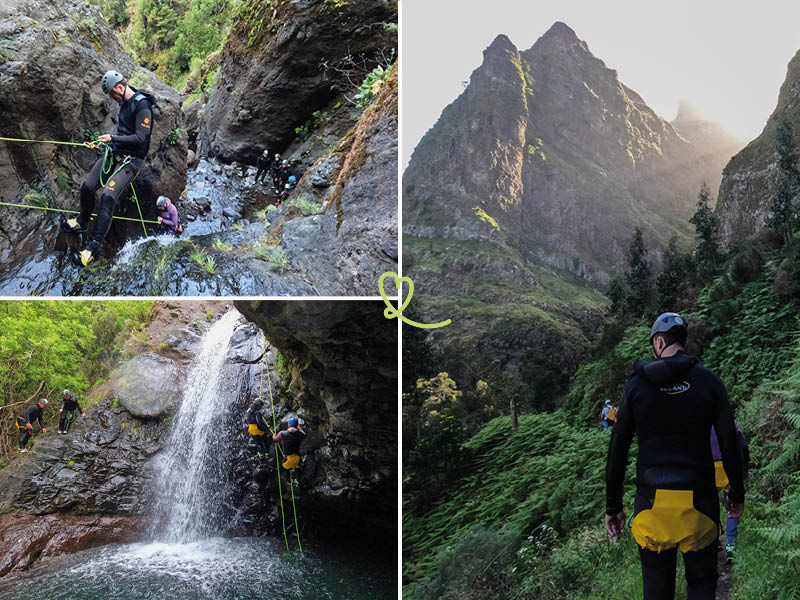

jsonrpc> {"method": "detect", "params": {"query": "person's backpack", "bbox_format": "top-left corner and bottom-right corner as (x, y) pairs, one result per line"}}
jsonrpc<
(607, 406), (617, 421)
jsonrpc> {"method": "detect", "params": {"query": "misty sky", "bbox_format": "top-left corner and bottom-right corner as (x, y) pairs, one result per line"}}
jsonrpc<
(401, 0), (800, 167)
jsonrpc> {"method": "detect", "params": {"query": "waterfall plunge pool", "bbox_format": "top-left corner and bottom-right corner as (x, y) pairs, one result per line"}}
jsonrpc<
(0, 536), (395, 599)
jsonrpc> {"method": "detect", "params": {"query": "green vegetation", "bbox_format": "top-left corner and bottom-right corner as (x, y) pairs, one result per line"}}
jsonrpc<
(204, 255), (216, 274)
(189, 248), (207, 265)
(354, 56), (393, 108)
(289, 195), (319, 216)
(253, 245), (287, 272)
(294, 110), (330, 140)
(212, 238), (233, 251)
(104, 0), (234, 90)
(473, 207), (500, 232)
(55, 168), (70, 191)
(167, 127), (182, 146)
(24, 192), (48, 208)
(405, 167), (800, 597)
(0, 302), (153, 462)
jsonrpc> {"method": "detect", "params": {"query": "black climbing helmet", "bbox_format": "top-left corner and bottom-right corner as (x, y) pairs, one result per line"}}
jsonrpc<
(649, 312), (688, 342)
(101, 70), (125, 95)
(253, 399), (264, 409)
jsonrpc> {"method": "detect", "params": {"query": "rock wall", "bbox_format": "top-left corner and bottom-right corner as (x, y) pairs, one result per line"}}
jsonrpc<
(716, 48), (800, 245)
(234, 299), (397, 546)
(0, 0), (187, 261)
(197, 0), (396, 164)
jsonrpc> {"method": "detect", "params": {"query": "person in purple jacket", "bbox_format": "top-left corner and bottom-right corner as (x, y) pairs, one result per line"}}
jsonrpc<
(156, 195), (182, 236)
(710, 424), (749, 563)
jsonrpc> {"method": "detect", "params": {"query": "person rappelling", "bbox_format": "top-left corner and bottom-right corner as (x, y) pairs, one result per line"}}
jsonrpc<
(273, 416), (306, 471)
(246, 398), (273, 459)
(58, 389), (85, 434)
(63, 69), (155, 267)
(15, 398), (48, 453)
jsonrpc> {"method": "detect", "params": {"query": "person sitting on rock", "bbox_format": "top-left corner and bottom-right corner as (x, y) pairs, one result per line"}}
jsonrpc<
(156, 195), (183, 236)
(63, 69), (155, 267)
(15, 398), (48, 453)
(254, 149), (272, 185)
(279, 175), (297, 201)
(247, 399), (272, 458)
(272, 416), (306, 470)
(58, 389), (85, 435)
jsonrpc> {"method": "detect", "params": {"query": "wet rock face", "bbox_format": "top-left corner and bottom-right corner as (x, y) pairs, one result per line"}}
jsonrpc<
(281, 64), (399, 294)
(0, 513), (147, 577)
(112, 353), (180, 418)
(234, 300), (397, 545)
(198, 0), (396, 164)
(0, 0), (186, 275)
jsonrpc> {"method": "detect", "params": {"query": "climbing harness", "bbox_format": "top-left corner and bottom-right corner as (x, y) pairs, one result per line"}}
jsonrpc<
(262, 334), (303, 552)
(0, 136), (152, 236)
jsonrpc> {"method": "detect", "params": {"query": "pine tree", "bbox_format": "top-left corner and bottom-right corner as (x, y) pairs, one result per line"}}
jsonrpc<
(768, 114), (800, 242)
(689, 183), (721, 280)
(656, 235), (689, 312)
(624, 228), (652, 318)
(608, 276), (626, 316)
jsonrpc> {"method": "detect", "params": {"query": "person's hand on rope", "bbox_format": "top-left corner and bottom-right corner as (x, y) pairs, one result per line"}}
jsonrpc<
(98, 134), (112, 143)
(157, 216), (163, 223)
(59, 408), (63, 413)
(41, 427), (47, 433)
(26, 423), (32, 430)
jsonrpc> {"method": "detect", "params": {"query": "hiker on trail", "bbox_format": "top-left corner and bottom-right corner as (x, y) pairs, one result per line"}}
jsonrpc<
(601, 399), (617, 429)
(155, 196), (182, 236)
(63, 69), (155, 267)
(711, 424), (749, 563)
(247, 399), (272, 457)
(58, 389), (85, 435)
(254, 150), (273, 185)
(273, 416), (306, 470)
(15, 398), (48, 453)
(605, 312), (745, 600)
(279, 176), (297, 201)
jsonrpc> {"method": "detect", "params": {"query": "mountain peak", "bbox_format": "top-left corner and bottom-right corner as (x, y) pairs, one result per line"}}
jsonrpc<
(673, 100), (708, 123)
(542, 21), (579, 41)
(484, 33), (517, 56)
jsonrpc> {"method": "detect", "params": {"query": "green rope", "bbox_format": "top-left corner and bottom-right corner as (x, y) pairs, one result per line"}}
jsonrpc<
(129, 183), (148, 238)
(0, 136), (95, 147)
(0, 201), (160, 224)
(263, 335), (290, 552)
(289, 470), (303, 551)
(1, 138), (152, 235)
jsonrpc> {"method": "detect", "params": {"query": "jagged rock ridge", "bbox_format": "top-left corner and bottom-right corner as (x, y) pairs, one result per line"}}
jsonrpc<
(716, 48), (800, 244)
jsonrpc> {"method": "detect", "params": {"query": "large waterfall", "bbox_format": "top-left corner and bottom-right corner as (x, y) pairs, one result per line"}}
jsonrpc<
(153, 310), (244, 543)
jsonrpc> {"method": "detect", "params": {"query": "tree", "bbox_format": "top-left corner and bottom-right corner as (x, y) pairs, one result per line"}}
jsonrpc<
(656, 235), (691, 312)
(689, 183), (721, 280)
(768, 114), (800, 242)
(624, 228), (652, 318)
(608, 276), (626, 316)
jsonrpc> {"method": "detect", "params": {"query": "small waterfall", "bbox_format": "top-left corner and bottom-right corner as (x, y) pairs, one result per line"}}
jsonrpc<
(153, 310), (245, 543)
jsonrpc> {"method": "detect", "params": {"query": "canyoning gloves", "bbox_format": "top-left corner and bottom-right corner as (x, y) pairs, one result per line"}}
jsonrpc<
(63, 218), (88, 233)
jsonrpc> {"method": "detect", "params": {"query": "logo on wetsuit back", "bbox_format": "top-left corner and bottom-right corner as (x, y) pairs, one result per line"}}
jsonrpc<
(660, 381), (691, 394)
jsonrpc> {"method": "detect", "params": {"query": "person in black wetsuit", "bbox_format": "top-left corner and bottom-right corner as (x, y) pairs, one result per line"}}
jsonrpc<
(58, 389), (85, 435)
(272, 416), (306, 470)
(246, 399), (272, 457)
(15, 398), (48, 453)
(64, 69), (154, 267)
(605, 312), (745, 600)
(254, 150), (272, 185)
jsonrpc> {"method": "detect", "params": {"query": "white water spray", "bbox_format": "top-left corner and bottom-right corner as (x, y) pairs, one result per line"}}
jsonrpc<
(153, 310), (243, 543)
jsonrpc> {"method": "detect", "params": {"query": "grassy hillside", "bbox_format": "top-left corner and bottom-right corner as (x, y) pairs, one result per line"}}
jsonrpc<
(403, 235), (800, 599)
